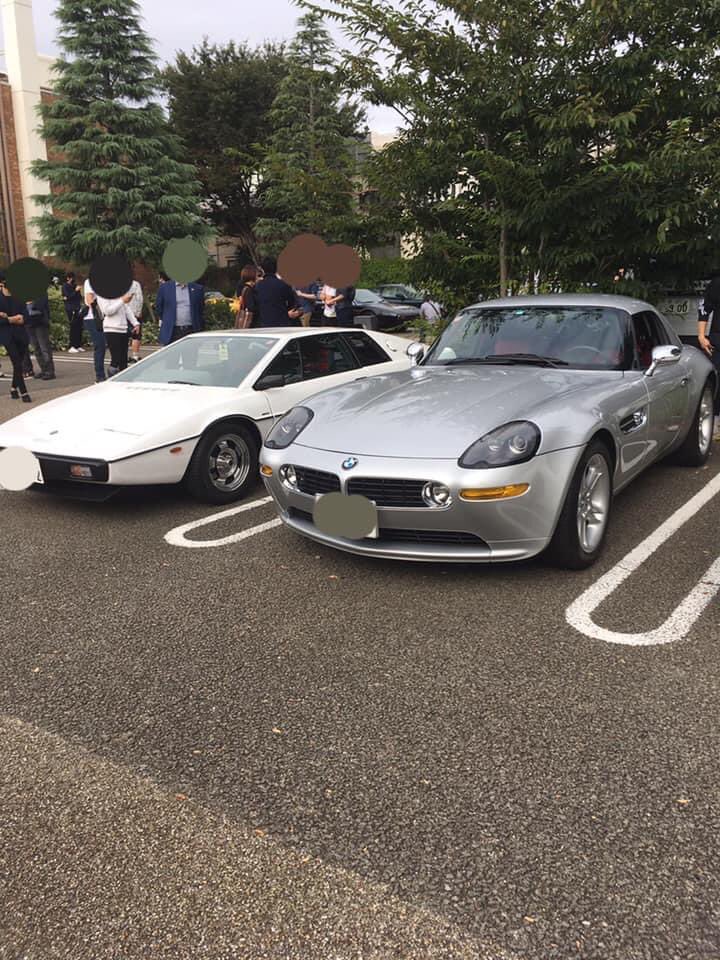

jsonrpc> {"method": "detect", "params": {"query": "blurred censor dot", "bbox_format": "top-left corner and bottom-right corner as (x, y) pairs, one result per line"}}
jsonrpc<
(321, 244), (361, 288)
(278, 234), (327, 286)
(6, 258), (51, 301)
(89, 254), (133, 299)
(0, 447), (41, 491)
(313, 492), (377, 540)
(162, 238), (208, 283)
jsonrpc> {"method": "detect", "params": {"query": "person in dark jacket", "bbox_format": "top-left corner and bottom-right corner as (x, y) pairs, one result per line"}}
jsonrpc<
(155, 278), (205, 345)
(0, 273), (32, 402)
(699, 272), (720, 439)
(334, 285), (356, 327)
(253, 257), (297, 327)
(62, 272), (85, 352)
(25, 295), (56, 380)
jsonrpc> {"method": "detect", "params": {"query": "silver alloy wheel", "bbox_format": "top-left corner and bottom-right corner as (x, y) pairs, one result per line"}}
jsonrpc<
(698, 386), (714, 456)
(208, 433), (251, 492)
(576, 453), (611, 554)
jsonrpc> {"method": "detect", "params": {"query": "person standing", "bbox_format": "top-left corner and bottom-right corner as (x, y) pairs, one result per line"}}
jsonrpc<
(295, 280), (320, 327)
(82, 281), (108, 382)
(127, 277), (144, 363)
(234, 265), (259, 329)
(253, 257), (296, 327)
(62, 272), (85, 353)
(25, 294), (56, 380)
(102, 289), (139, 376)
(155, 276), (205, 345)
(320, 283), (338, 324)
(420, 292), (442, 325)
(0, 273), (32, 402)
(334, 285), (356, 327)
(698, 272), (720, 440)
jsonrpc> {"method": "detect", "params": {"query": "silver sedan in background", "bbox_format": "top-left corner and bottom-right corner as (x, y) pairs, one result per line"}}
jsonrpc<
(260, 295), (716, 568)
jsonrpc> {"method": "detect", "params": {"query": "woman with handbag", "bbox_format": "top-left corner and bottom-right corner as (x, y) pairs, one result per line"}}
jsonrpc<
(234, 264), (259, 329)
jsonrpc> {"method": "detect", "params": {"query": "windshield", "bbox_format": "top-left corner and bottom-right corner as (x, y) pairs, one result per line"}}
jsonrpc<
(113, 335), (277, 387)
(424, 305), (630, 370)
(355, 289), (383, 304)
(385, 285), (421, 298)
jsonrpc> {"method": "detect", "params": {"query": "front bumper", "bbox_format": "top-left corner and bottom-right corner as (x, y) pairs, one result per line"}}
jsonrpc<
(260, 444), (582, 562)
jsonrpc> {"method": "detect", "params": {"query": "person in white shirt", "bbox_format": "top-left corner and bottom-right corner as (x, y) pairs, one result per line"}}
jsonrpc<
(419, 294), (442, 324)
(84, 279), (140, 378)
(321, 284), (337, 321)
(127, 278), (144, 364)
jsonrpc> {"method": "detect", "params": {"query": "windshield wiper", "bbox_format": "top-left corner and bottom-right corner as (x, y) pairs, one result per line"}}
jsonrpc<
(167, 379), (201, 385)
(443, 353), (568, 368)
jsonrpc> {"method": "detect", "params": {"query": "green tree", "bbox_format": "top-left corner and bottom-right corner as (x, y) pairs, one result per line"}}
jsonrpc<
(306, 0), (720, 297)
(162, 40), (289, 261)
(254, 10), (367, 253)
(31, 0), (209, 265)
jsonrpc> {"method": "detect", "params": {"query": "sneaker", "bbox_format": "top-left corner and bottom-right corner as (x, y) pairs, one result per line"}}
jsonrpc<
(41, 372), (56, 380)
(21, 393), (32, 403)
(68, 347), (80, 354)
(127, 357), (138, 364)
(77, 347), (86, 352)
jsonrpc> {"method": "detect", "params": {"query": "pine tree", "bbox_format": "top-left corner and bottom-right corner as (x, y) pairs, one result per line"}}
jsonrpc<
(254, 11), (367, 252)
(31, 0), (209, 265)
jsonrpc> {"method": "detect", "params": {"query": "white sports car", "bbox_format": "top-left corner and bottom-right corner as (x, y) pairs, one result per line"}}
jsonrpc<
(0, 327), (413, 503)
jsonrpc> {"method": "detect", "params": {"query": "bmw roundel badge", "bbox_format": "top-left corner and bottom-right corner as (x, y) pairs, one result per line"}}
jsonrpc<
(342, 456), (359, 470)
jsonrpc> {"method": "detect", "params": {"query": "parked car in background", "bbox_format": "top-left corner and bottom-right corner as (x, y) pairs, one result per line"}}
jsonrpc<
(373, 284), (424, 309)
(204, 290), (228, 304)
(261, 294), (716, 569)
(351, 288), (420, 330)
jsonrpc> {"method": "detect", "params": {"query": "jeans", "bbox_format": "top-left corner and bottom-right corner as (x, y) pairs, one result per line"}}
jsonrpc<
(105, 331), (129, 376)
(28, 323), (55, 376)
(84, 317), (107, 381)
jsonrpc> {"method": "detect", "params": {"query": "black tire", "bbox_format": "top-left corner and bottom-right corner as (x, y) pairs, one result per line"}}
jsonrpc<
(356, 314), (379, 331)
(184, 421), (259, 505)
(669, 379), (714, 467)
(544, 439), (613, 570)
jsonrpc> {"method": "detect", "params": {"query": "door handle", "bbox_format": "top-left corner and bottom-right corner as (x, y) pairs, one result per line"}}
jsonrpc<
(620, 409), (647, 434)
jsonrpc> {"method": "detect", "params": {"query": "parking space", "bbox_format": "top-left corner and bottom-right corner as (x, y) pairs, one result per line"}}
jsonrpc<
(1, 360), (720, 958)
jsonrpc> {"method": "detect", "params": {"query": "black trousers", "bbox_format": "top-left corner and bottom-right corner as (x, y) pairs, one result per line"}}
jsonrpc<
(105, 331), (129, 375)
(5, 335), (29, 394)
(67, 305), (83, 348)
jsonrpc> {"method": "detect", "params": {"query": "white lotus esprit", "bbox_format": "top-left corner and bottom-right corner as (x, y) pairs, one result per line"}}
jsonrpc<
(0, 327), (413, 503)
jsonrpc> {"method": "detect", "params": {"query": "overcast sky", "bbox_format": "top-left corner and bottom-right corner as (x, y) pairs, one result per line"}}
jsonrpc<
(1, 0), (403, 132)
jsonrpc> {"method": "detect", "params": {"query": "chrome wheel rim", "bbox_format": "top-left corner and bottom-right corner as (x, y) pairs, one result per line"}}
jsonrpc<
(576, 453), (611, 554)
(208, 433), (250, 492)
(698, 387), (713, 455)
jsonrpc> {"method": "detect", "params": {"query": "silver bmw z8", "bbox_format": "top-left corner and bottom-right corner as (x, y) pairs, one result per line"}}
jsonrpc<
(260, 295), (716, 568)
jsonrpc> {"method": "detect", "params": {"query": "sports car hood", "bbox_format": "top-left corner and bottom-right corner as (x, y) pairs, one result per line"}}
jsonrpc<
(297, 365), (623, 458)
(0, 382), (241, 460)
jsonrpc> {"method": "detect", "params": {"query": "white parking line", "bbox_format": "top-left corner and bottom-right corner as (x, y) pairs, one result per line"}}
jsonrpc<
(164, 496), (282, 548)
(566, 471), (720, 646)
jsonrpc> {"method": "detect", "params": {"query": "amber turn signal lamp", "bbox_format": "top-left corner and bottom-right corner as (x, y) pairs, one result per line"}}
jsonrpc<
(170, 447), (183, 454)
(260, 464), (273, 477)
(459, 484), (529, 501)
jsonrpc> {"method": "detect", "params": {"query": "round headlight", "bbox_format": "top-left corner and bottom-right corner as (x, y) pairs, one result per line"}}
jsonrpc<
(279, 464), (298, 490)
(422, 481), (452, 507)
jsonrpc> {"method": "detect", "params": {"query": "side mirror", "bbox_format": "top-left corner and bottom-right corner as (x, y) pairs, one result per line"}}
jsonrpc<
(644, 344), (682, 378)
(254, 373), (285, 390)
(406, 341), (425, 364)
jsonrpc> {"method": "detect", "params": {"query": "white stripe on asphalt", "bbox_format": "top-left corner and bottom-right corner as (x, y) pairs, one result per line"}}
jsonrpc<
(566, 470), (720, 645)
(164, 496), (281, 548)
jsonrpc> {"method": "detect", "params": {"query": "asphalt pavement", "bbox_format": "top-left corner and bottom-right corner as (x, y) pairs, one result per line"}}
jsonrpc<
(0, 357), (719, 960)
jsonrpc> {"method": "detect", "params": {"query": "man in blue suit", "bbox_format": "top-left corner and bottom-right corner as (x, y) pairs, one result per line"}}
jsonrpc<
(156, 275), (205, 346)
